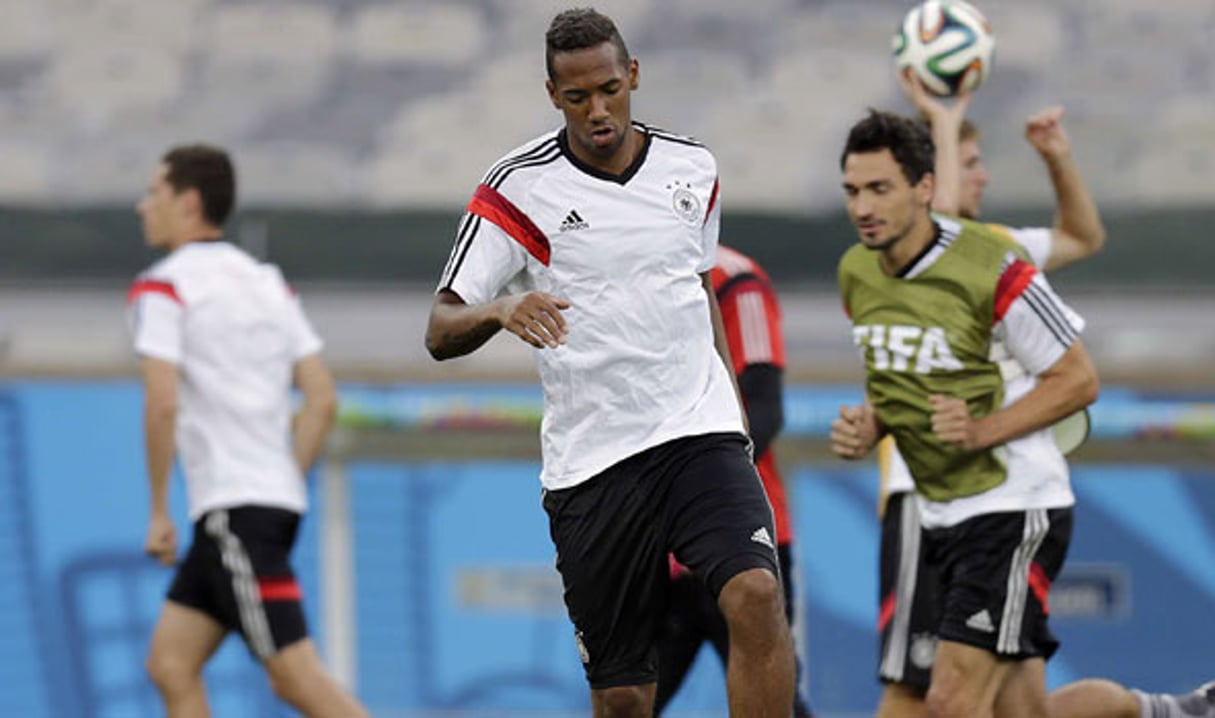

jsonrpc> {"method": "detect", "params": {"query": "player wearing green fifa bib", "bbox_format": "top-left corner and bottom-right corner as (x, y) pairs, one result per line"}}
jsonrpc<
(830, 110), (1098, 718)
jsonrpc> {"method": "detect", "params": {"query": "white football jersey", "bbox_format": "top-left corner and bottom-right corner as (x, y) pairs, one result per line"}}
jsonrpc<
(885, 221), (1052, 496)
(128, 241), (322, 520)
(439, 123), (744, 490)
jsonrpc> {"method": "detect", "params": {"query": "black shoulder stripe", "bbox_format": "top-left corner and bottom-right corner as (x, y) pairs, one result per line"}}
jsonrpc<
(488, 145), (563, 189)
(484, 138), (559, 186)
(441, 215), (483, 289)
(1021, 282), (1077, 347)
(440, 212), (478, 286)
(649, 130), (705, 148)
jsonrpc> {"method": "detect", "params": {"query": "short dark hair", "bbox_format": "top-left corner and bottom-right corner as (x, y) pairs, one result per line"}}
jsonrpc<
(545, 8), (630, 81)
(840, 110), (935, 186)
(162, 144), (236, 227)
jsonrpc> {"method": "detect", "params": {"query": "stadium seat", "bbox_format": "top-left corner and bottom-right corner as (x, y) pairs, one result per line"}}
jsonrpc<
(978, 4), (1063, 71)
(0, 0), (51, 60)
(661, 0), (795, 21)
(53, 141), (158, 203)
(362, 144), (485, 209)
(210, 3), (337, 65)
(231, 142), (360, 206)
(631, 50), (748, 135)
(50, 0), (206, 56)
(699, 94), (825, 211)
(376, 89), (547, 173)
(350, 3), (486, 67)
(0, 142), (51, 203)
(46, 47), (183, 116)
(198, 53), (331, 122)
(764, 49), (890, 123)
(488, 0), (650, 48)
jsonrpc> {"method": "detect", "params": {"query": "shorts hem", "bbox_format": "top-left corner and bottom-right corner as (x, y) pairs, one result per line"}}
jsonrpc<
(934, 630), (1051, 661)
(706, 551), (780, 600)
(588, 671), (658, 690)
(878, 675), (930, 694)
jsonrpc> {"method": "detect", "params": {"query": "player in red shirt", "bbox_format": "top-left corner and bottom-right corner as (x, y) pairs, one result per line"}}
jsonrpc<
(654, 245), (813, 718)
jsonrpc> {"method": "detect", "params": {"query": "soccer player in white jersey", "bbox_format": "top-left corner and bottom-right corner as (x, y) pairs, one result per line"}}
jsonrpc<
(425, 9), (794, 717)
(860, 76), (1215, 718)
(130, 145), (368, 718)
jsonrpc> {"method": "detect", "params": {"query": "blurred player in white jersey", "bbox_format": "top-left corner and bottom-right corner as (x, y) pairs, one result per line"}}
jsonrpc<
(130, 145), (367, 718)
(426, 9), (794, 717)
(866, 75), (1214, 718)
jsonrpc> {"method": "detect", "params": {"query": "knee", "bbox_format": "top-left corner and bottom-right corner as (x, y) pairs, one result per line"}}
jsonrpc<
(718, 568), (784, 627)
(145, 648), (196, 695)
(925, 683), (977, 718)
(596, 685), (650, 717)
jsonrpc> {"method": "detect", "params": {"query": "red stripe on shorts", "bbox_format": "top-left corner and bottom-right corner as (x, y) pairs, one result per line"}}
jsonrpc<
(1028, 561), (1051, 615)
(878, 591), (896, 632)
(258, 576), (302, 602)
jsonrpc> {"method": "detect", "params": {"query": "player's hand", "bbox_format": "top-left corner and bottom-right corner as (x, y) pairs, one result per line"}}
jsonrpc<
(497, 292), (571, 349)
(930, 394), (983, 450)
(898, 68), (973, 125)
(830, 404), (879, 460)
(1025, 106), (1070, 159)
(145, 512), (178, 566)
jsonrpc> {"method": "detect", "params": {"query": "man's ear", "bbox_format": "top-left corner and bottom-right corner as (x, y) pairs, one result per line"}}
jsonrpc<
(546, 79), (561, 111)
(918, 171), (936, 207)
(178, 186), (204, 222)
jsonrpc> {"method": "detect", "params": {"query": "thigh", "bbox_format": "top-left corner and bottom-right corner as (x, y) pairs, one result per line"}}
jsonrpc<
(877, 491), (938, 692)
(932, 508), (1072, 659)
(929, 639), (1015, 717)
(542, 453), (669, 689)
(202, 506), (309, 662)
(148, 600), (227, 670)
(993, 657), (1048, 718)
(666, 433), (781, 599)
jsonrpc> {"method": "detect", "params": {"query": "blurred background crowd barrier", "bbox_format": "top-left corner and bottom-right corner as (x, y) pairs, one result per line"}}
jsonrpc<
(0, 0), (1212, 716)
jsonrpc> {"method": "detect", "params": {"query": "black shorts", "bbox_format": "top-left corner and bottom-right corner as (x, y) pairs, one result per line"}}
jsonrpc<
(877, 491), (939, 692)
(542, 432), (779, 689)
(167, 506), (309, 661)
(925, 507), (1072, 660)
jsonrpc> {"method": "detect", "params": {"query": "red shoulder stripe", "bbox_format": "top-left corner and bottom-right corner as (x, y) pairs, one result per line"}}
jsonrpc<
(466, 183), (551, 266)
(127, 279), (181, 305)
(993, 259), (1036, 324)
(704, 178), (720, 226)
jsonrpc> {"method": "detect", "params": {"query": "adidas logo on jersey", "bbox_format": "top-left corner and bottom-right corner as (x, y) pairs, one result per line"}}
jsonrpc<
(965, 609), (996, 633)
(559, 209), (589, 232)
(750, 527), (774, 550)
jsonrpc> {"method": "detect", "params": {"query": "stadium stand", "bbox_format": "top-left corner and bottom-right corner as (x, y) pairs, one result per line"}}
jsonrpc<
(0, 0), (1208, 210)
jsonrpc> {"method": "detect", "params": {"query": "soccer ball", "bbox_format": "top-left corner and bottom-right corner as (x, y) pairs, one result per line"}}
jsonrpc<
(892, 0), (995, 97)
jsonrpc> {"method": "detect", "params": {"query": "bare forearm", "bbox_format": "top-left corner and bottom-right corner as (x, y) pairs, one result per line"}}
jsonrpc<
(426, 298), (504, 360)
(293, 400), (337, 474)
(1045, 151), (1105, 255)
(930, 120), (962, 215)
(974, 371), (1097, 449)
(144, 406), (176, 513)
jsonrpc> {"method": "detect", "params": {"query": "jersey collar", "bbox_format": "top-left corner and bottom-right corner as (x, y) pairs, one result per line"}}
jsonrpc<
(557, 123), (652, 185)
(895, 221), (947, 279)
